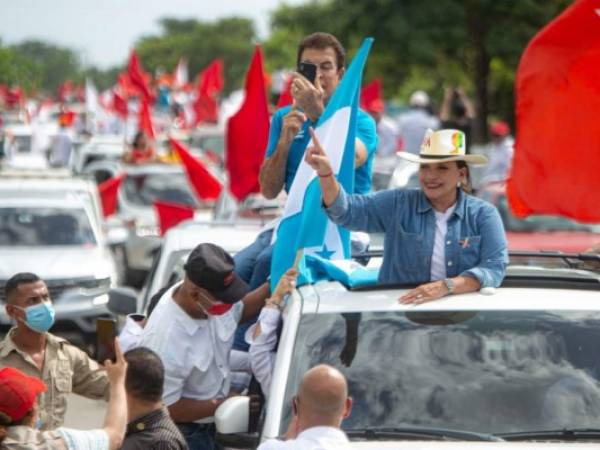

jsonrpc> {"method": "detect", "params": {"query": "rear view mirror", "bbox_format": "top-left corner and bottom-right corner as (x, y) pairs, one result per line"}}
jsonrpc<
(215, 396), (259, 449)
(107, 287), (137, 316)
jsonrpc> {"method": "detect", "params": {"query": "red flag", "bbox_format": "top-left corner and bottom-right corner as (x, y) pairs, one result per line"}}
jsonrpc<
(138, 99), (155, 139)
(170, 138), (222, 200)
(154, 201), (194, 236)
(276, 75), (294, 108)
(127, 50), (153, 101)
(98, 175), (124, 217)
(57, 80), (73, 103)
(507, 0), (600, 222)
(360, 78), (383, 110)
(113, 91), (128, 119)
(226, 46), (270, 202)
(193, 59), (224, 125)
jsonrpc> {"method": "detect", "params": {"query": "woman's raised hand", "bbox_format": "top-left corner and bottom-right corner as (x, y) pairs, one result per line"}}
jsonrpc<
(305, 127), (334, 177)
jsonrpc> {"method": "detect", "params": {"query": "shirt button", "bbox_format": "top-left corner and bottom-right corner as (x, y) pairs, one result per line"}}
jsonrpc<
(446, 240), (451, 245)
(448, 261), (453, 267)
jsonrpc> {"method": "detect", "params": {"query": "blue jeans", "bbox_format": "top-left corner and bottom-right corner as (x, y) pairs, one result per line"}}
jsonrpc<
(233, 229), (274, 351)
(177, 423), (218, 450)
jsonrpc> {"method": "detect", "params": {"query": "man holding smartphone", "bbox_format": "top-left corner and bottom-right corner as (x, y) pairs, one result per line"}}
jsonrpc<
(234, 32), (378, 323)
(0, 272), (109, 430)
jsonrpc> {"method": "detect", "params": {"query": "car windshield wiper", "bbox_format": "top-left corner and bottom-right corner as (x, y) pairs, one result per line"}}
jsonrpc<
(499, 428), (600, 441)
(346, 426), (504, 442)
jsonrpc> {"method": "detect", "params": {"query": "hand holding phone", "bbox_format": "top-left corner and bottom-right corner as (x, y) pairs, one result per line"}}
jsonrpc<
(96, 318), (117, 363)
(298, 62), (317, 85)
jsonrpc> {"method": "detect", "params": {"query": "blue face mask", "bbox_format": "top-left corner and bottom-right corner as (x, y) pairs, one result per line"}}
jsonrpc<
(16, 302), (55, 333)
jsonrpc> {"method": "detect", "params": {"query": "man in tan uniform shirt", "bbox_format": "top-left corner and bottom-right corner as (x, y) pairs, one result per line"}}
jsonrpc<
(0, 273), (108, 430)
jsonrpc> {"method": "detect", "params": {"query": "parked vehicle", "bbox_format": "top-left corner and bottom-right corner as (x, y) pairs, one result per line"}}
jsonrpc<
(479, 182), (600, 253)
(0, 170), (117, 348)
(83, 160), (215, 286)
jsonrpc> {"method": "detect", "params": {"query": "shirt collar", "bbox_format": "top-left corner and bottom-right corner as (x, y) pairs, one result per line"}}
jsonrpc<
(126, 407), (167, 435)
(168, 284), (208, 336)
(297, 426), (349, 442)
(0, 328), (66, 358)
(417, 188), (466, 219)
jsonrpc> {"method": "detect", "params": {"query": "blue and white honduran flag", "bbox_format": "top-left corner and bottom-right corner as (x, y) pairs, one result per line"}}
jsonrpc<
(270, 38), (374, 290)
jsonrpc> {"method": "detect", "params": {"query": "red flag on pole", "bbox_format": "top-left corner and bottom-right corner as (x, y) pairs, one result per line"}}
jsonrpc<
(113, 91), (128, 119)
(360, 78), (383, 110)
(276, 75), (294, 108)
(170, 138), (222, 200)
(98, 175), (125, 217)
(154, 201), (194, 236)
(226, 46), (270, 202)
(138, 99), (155, 139)
(193, 59), (224, 125)
(127, 50), (153, 102)
(507, 0), (600, 222)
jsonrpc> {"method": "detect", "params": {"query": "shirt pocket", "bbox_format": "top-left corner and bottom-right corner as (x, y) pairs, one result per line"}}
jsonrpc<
(459, 235), (482, 269)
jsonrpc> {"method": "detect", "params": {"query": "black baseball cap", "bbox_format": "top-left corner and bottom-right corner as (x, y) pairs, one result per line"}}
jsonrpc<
(184, 243), (249, 304)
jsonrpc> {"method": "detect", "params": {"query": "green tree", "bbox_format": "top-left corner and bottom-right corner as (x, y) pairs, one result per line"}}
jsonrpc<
(0, 43), (41, 93)
(11, 40), (82, 94)
(266, 0), (572, 141)
(135, 17), (257, 94)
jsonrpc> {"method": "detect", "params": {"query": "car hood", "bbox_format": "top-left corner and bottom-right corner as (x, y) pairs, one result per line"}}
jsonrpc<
(506, 231), (599, 253)
(0, 246), (115, 280)
(348, 443), (598, 449)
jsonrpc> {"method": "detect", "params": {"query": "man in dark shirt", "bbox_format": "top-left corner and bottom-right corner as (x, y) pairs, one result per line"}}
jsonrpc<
(122, 347), (188, 450)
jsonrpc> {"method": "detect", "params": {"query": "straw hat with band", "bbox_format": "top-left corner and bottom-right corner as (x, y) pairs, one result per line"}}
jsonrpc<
(398, 129), (488, 165)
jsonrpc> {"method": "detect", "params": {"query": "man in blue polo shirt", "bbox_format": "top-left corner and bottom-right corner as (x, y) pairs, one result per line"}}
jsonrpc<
(233, 32), (377, 352)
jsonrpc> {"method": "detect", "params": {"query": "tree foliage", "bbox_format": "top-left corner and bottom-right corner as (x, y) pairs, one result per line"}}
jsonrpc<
(265, 0), (572, 140)
(136, 17), (257, 94)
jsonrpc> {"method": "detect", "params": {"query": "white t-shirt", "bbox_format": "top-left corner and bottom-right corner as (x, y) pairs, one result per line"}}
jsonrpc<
(257, 426), (349, 450)
(137, 282), (243, 421)
(430, 203), (456, 281)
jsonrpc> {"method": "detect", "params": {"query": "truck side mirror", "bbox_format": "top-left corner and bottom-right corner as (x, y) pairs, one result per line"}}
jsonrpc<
(215, 396), (259, 449)
(107, 287), (137, 316)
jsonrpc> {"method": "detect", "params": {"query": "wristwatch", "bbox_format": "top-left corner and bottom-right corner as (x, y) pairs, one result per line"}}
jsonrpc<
(443, 278), (455, 295)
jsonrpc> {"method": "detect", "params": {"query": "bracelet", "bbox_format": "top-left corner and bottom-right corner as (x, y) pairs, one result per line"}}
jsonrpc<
(318, 171), (333, 178)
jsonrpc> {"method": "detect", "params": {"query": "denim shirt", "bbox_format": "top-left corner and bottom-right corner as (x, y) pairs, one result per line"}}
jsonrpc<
(325, 187), (508, 287)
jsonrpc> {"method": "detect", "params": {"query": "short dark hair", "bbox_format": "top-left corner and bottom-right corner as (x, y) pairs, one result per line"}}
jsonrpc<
(124, 347), (164, 402)
(297, 32), (345, 71)
(5, 273), (41, 304)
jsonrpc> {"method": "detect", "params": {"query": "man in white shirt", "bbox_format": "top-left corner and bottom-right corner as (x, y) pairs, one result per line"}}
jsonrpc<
(137, 243), (294, 450)
(258, 364), (352, 450)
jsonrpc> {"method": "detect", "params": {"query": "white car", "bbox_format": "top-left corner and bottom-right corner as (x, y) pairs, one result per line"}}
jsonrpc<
(215, 254), (600, 448)
(83, 160), (215, 286)
(0, 170), (117, 347)
(138, 219), (265, 313)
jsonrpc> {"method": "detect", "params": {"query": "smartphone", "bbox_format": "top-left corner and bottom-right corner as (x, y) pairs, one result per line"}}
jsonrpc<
(96, 318), (117, 363)
(298, 62), (317, 85)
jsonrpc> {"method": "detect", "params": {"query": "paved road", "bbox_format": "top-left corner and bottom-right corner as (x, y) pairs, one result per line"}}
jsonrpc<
(64, 394), (106, 429)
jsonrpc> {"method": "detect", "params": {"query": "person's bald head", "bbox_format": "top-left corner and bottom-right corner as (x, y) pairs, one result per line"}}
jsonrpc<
(294, 364), (352, 429)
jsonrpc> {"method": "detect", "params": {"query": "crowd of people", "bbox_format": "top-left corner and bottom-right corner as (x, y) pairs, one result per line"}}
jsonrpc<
(2, 29), (573, 450)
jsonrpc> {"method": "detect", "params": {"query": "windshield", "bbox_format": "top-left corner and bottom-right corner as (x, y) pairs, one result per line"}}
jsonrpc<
(0, 207), (97, 246)
(282, 310), (600, 436)
(122, 173), (199, 208)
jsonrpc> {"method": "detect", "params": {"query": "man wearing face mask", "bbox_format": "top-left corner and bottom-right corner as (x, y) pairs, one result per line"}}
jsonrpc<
(0, 272), (109, 430)
(137, 243), (296, 450)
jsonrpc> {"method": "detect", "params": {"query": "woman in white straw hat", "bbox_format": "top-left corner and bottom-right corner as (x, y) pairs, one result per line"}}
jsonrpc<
(305, 127), (508, 304)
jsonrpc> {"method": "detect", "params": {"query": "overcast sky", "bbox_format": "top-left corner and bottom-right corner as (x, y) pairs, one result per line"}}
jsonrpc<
(0, 0), (304, 68)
